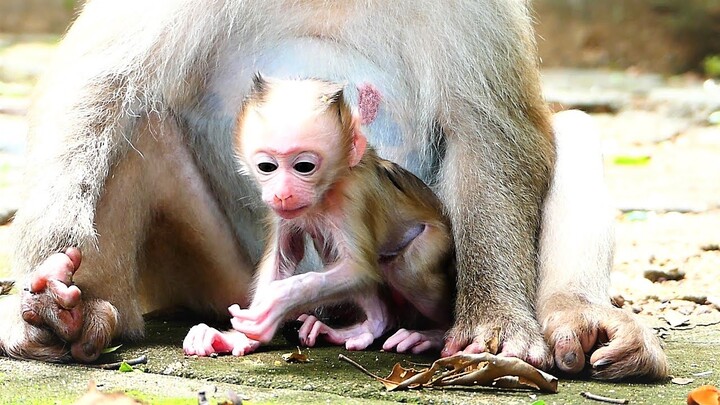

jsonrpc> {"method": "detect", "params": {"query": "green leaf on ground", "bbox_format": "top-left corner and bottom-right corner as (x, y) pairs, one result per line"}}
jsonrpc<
(612, 155), (651, 166)
(101, 344), (123, 354)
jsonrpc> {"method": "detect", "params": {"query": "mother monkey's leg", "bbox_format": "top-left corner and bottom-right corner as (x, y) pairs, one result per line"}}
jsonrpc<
(0, 1), (257, 362)
(537, 111), (668, 380)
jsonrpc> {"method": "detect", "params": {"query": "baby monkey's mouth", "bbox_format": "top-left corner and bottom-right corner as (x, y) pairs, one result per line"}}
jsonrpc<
(274, 205), (309, 219)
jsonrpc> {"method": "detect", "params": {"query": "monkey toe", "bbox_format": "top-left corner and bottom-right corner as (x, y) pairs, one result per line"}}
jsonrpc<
(587, 309), (668, 381)
(29, 250), (81, 292)
(500, 336), (552, 370)
(441, 325), (474, 357)
(21, 290), (83, 341)
(542, 301), (668, 380)
(68, 298), (118, 363)
(71, 340), (102, 363)
(550, 332), (585, 374)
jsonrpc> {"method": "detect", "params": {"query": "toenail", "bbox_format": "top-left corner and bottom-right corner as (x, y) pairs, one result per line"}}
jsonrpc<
(83, 342), (97, 357)
(593, 358), (612, 368)
(563, 352), (578, 367)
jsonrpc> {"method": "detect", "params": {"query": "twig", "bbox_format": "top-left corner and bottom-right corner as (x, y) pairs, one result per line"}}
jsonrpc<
(87, 355), (148, 370)
(581, 391), (629, 404)
(338, 354), (383, 380)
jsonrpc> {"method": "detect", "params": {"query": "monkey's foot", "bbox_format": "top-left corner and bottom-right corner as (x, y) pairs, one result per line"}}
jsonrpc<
(296, 314), (381, 351)
(541, 296), (668, 380)
(441, 315), (552, 370)
(18, 248), (118, 362)
(183, 324), (260, 357)
(382, 328), (444, 354)
(22, 248), (83, 340)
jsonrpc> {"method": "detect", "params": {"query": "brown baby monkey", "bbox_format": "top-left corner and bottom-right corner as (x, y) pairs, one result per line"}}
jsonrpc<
(183, 75), (455, 356)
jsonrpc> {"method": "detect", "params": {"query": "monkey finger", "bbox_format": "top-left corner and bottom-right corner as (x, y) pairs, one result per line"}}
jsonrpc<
(382, 328), (411, 351)
(459, 340), (487, 355)
(29, 252), (80, 292)
(305, 319), (325, 347)
(440, 336), (470, 357)
(230, 316), (276, 343)
(410, 330), (444, 354)
(297, 315), (321, 346)
(47, 279), (82, 309)
(395, 331), (428, 353)
(411, 340), (434, 354)
(183, 323), (208, 355)
(345, 332), (374, 351)
(227, 303), (243, 316)
(231, 335), (261, 357)
(228, 305), (267, 323)
(193, 324), (217, 357)
(205, 330), (237, 356)
(63, 247), (83, 270)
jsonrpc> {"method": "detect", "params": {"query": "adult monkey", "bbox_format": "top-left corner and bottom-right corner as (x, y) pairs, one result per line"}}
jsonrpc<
(0, 0), (667, 380)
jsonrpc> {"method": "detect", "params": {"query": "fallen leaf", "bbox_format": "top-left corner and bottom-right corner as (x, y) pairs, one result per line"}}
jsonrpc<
(118, 362), (133, 372)
(612, 155), (651, 166)
(644, 268), (685, 283)
(380, 363), (426, 390)
(340, 352), (558, 393)
(687, 385), (720, 405)
(282, 348), (309, 363)
(485, 326), (501, 355)
(671, 377), (695, 385)
(623, 211), (649, 222)
(663, 310), (691, 328)
(101, 344), (123, 354)
(0, 280), (14, 296)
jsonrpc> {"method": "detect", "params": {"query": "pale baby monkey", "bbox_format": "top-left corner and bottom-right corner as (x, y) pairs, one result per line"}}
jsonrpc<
(183, 75), (455, 356)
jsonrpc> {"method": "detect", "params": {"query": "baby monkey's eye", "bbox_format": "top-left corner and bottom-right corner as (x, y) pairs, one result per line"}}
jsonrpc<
(258, 162), (278, 173)
(293, 161), (316, 174)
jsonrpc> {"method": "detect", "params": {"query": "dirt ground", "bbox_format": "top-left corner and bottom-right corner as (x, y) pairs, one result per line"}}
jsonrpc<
(0, 37), (719, 404)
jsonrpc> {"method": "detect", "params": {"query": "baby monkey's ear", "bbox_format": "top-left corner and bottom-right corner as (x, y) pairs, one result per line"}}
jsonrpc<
(348, 113), (367, 167)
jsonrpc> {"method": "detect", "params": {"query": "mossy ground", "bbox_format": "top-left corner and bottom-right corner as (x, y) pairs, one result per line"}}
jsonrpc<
(0, 318), (718, 404)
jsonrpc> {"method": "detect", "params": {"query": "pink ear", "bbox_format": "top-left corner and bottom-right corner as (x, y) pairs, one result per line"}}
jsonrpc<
(349, 116), (367, 167)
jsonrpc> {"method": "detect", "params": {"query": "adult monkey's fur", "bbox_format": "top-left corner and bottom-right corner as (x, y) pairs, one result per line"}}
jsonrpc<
(1, 0), (667, 380)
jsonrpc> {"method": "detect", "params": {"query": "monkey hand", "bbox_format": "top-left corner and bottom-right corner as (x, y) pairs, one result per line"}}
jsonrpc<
(441, 313), (552, 370)
(17, 248), (118, 362)
(183, 323), (260, 357)
(229, 301), (283, 344)
(383, 328), (445, 354)
(541, 297), (668, 380)
(296, 314), (379, 350)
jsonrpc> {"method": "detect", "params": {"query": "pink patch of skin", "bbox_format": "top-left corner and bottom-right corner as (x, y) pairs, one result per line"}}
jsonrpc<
(357, 83), (382, 125)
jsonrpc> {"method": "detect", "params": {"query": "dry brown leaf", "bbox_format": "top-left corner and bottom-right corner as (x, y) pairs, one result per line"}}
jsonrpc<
(340, 352), (558, 393)
(672, 377), (695, 385)
(0, 280), (14, 296)
(687, 385), (720, 405)
(379, 363), (426, 390)
(282, 348), (309, 363)
(485, 326), (501, 355)
(663, 310), (691, 328)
